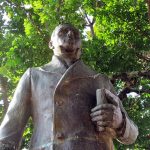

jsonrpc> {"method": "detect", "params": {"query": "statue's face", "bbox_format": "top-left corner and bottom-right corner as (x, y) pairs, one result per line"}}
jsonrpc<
(50, 24), (82, 59)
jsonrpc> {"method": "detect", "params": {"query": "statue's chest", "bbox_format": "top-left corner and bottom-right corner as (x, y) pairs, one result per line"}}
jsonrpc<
(54, 77), (97, 109)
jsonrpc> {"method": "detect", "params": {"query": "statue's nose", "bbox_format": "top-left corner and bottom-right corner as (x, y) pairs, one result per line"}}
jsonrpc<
(67, 30), (74, 38)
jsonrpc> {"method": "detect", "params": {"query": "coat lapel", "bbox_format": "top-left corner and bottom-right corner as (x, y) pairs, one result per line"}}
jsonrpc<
(54, 57), (96, 95)
(40, 55), (96, 98)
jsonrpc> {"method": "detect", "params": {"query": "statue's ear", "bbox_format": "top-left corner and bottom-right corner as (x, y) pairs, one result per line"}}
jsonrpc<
(76, 48), (82, 59)
(49, 41), (54, 49)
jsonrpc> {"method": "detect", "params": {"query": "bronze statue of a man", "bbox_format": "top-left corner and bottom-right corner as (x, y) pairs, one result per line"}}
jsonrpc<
(0, 24), (138, 150)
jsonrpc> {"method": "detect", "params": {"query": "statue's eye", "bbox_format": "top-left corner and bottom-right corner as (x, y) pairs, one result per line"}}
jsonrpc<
(64, 29), (68, 32)
(58, 27), (80, 39)
(58, 28), (68, 36)
(74, 31), (80, 39)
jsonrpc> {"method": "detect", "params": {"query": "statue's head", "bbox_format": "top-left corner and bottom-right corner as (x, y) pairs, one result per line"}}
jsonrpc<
(49, 24), (82, 60)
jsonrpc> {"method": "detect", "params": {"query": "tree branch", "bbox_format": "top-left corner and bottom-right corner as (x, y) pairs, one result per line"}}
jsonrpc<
(118, 87), (150, 101)
(111, 70), (150, 101)
(79, 7), (95, 38)
(147, 134), (150, 139)
(0, 75), (9, 114)
(136, 52), (150, 62)
(146, 0), (150, 23)
(111, 70), (150, 84)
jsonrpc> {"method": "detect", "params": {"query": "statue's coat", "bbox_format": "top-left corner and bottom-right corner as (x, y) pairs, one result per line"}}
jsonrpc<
(0, 56), (138, 150)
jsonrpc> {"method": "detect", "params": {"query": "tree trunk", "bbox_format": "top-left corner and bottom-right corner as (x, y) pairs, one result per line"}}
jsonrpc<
(147, 0), (150, 23)
(0, 75), (9, 114)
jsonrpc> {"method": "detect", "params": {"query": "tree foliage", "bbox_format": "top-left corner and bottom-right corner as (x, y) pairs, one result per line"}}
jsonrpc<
(0, 0), (150, 149)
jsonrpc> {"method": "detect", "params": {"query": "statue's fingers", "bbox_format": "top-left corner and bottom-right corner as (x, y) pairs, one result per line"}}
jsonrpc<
(91, 115), (105, 122)
(91, 104), (116, 112)
(91, 109), (113, 117)
(97, 126), (105, 132)
(105, 89), (119, 106)
(97, 121), (113, 127)
(90, 110), (105, 117)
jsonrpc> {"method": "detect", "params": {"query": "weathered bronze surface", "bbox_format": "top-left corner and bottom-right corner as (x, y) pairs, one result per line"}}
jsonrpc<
(0, 24), (138, 150)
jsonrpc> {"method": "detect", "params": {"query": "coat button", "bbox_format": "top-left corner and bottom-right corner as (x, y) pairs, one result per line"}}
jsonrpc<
(56, 132), (64, 140)
(56, 100), (63, 106)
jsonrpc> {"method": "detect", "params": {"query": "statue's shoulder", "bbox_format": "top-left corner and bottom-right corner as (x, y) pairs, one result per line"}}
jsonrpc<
(80, 61), (111, 86)
(77, 60), (96, 76)
(80, 61), (108, 79)
(30, 62), (54, 73)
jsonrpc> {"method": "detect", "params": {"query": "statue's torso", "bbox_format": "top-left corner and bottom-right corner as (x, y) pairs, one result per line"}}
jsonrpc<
(29, 57), (113, 150)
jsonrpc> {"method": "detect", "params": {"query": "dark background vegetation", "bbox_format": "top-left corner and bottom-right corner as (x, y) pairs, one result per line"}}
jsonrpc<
(0, 0), (150, 149)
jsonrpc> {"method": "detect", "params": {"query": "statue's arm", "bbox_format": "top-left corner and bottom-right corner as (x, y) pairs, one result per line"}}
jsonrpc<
(93, 74), (138, 144)
(107, 78), (139, 144)
(116, 101), (139, 145)
(0, 68), (31, 149)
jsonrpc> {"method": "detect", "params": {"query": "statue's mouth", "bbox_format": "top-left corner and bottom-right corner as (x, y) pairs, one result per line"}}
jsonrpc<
(60, 45), (75, 53)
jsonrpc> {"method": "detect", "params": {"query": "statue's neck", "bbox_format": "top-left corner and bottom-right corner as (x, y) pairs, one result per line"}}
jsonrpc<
(54, 55), (78, 68)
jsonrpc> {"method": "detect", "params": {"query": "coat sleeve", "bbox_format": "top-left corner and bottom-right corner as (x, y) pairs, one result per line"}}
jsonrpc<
(106, 76), (139, 145)
(0, 68), (31, 149)
(96, 74), (138, 145)
(116, 101), (139, 145)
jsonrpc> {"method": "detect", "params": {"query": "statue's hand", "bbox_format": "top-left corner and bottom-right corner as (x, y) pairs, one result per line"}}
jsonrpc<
(90, 89), (123, 132)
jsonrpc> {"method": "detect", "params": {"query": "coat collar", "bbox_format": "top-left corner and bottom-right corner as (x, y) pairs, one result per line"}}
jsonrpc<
(52, 55), (96, 95)
(40, 55), (96, 92)
(40, 55), (68, 75)
(40, 55), (85, 75)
